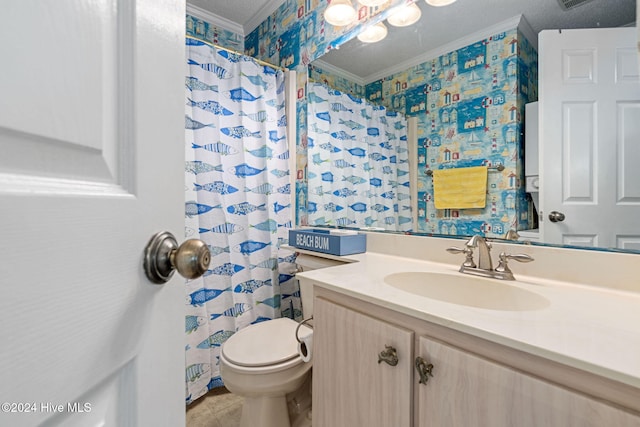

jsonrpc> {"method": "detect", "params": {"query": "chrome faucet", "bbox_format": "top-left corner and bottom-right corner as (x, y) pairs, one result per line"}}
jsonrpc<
(447, 235), (534, 280)
(465, 235), (493, 271)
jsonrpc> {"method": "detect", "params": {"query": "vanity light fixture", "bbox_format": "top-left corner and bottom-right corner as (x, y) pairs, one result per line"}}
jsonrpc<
(357, 22), (388, 43)
(425, 0), (457, 6)
(324, 0), (358, 26)
(357, 0), (388, 6)
(387, 3), (422, 27)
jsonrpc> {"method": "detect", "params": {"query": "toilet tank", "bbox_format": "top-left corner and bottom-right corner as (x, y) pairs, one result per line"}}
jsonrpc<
(295, 253), (347, 319)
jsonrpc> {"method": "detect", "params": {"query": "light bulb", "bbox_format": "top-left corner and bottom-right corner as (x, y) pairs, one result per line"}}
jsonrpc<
(324, 0), (358, 26)
(357, 22), (388, 43)
(387, 3), (421, 27)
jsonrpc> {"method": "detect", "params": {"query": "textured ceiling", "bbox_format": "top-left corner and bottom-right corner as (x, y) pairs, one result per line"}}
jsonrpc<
(189, 0), (636, 81)
(188, 0), (281, 33)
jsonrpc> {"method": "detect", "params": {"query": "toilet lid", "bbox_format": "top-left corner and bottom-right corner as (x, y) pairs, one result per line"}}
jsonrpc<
(222, 318), (310, 367)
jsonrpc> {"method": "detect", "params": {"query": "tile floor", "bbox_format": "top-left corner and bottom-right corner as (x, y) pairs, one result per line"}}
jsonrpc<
(186, 387), (243, 427)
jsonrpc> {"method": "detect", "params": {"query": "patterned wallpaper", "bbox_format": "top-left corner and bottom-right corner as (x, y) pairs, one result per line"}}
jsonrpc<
(363, 28), (538, 236)
(186, 14), (244, 51)
(308, 63), (365, 98)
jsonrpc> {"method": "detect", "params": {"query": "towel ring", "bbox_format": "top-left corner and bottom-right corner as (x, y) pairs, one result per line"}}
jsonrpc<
(295, 316), (314, 343)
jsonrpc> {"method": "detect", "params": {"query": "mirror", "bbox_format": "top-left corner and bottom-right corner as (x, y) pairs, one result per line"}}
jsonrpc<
(305, 0), (639, 253)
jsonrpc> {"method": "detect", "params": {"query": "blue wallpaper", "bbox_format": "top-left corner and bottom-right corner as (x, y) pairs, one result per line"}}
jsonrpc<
(186, 15), (244, 51)
(363, 28), (537, 237)
(308, 63), (365, 98)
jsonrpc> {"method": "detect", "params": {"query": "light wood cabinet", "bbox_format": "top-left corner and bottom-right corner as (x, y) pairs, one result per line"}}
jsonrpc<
(417, 337), (640, 427)
(312, 292), (640, 427)
(313, 297), (414, 427)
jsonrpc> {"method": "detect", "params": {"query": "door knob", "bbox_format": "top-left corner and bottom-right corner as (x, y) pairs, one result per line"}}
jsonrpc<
(143, 231), (210, 284)
(548, 211), (566, 223)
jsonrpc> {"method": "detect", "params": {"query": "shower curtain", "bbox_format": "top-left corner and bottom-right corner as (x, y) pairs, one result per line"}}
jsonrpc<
(184, 37), (299, 404)
(307, 82), (412, 231)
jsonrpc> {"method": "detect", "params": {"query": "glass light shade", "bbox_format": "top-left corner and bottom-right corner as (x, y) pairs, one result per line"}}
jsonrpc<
(358, 0), (388, 6)
(425, 0), (457, 6)
(387, 3), (421, 27)
(324, 0), (358, 26)
(357, 22), (388, 43)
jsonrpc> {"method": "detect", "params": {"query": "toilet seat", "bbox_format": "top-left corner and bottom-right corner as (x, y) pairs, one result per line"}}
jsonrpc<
(222, 318), (312, 373)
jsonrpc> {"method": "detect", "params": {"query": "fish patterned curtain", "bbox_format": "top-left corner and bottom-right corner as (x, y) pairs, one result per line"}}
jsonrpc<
(307, 82), (412, 230)
(184, 37), (299, 404)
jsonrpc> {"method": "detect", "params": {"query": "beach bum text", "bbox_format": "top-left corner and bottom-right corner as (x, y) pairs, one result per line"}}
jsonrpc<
(295, 233), (330, 251)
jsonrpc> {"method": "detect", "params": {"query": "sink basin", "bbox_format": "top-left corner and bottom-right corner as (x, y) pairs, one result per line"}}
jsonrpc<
(384, 272), (549, 311)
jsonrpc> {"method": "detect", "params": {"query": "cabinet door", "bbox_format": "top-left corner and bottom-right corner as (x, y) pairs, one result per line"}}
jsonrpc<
(416, 338), (640, 427)
(313, 298), (414, 427)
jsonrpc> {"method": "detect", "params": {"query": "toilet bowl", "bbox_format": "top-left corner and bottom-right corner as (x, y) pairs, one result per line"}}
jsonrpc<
(220, 318), (312, 427)
(219, 253), (346, 427)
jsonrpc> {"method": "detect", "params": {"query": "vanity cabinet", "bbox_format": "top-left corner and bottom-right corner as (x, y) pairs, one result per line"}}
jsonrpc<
(312, 292), (640, 427)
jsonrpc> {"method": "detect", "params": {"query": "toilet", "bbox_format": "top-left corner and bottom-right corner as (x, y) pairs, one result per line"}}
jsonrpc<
(219, 253), (345, 427)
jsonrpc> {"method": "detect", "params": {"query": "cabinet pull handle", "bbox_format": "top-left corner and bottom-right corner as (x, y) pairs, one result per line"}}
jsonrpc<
(415, 357), (434, 385)
(378, 345), (398, 366)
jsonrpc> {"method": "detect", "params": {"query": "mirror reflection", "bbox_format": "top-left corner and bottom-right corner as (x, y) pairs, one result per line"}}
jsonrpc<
(306, 0), (639, 253)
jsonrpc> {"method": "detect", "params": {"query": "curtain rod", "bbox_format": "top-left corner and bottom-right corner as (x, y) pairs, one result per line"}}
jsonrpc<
(185, 35), (285, 72)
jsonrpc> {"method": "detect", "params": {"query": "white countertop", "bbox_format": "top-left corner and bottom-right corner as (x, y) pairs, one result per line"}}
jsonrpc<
(296, 250), (640, 389)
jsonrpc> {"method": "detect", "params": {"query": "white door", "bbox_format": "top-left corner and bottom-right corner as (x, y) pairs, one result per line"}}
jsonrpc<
(0, 1), (186, 426)
(539, 28), (640, 250)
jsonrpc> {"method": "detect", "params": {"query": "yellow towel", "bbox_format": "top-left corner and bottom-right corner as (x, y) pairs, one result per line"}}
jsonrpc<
(433, 166), (488, 209)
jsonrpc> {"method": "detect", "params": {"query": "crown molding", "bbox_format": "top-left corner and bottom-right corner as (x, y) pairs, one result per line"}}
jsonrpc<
(244, 0), (286, 35)
(314, 59), (367, 87)
(186, 4), (244, 36)
(363, 14), (528, 84)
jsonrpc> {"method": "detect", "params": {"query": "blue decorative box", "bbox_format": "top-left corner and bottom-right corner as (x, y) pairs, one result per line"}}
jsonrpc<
(289, 229), (366, 256)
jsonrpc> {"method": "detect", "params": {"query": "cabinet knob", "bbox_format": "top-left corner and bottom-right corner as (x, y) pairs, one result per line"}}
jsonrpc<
(378, 345), (398, 366)
(415, 356), (434, 385)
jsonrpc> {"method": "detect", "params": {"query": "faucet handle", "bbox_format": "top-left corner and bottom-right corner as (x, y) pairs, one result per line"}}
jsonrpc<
(503, 253), (534, 263)
(495, 252), (534, 278)
(446, 246), (476, 268)
(446, 246), (466, 254)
